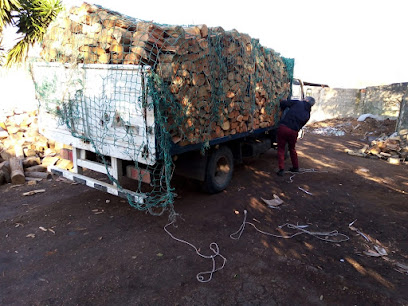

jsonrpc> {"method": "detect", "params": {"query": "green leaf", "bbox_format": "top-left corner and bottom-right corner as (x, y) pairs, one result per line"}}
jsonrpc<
(4, 0), (62, 67)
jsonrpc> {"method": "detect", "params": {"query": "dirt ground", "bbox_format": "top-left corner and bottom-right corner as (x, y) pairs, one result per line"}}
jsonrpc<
(1, 118), (408, 305)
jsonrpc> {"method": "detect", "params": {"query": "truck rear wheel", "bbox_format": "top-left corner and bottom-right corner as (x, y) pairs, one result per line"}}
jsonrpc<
(203, 146), (234, 194)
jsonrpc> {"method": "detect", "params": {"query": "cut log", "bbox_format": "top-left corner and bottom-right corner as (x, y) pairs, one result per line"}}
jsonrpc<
(0, 170), (6, 185)
(25, 165), (47, 173)
(0, 160), (11, 172)
(222, 121), (230, 131)
(44, 148), (57, 157)
(0, 129), (8, 139)
(42, 156), (60, 168)
(98, 51), (111, 64)
(0, 160), (10, 184)
(388, 157), (400, 165)
(25, 171), (52, 180)
(0, 149), (13, 161)
(56, 159), (74, 170)
(26, 177), (42, 182)
(23, 156), (41, 168)
(112, 27), (133, 45)
(23, 148), (37, 157)
(10, 157), (25, 185)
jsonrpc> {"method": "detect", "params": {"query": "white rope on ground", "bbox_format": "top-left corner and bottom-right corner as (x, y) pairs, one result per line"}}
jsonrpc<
(230, 210), (349, 243)
(288, 168), (328, 183)
(298, 186), (313, 195)
(164, 220), (227, 283)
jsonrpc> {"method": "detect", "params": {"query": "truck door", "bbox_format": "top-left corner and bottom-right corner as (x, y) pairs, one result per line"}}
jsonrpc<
(291, 78), (305, 100)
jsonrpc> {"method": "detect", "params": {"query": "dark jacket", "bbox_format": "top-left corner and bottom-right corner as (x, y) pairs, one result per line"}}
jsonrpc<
(279, 99), (312, 132)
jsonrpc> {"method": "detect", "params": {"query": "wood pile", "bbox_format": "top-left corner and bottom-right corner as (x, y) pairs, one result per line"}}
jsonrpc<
(346, 129), (408, 165)
(40, 2), (291, 146)
(0, 110), (73, 186)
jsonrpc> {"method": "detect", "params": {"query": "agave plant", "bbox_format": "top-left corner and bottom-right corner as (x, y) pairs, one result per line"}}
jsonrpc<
(0, 0), (62, 67)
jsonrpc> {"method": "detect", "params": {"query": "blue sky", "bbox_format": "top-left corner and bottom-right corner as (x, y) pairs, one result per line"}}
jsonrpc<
(4, 0), (407, 88)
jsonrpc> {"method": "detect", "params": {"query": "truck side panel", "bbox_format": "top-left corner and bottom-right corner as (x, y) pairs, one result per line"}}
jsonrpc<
(32, 63), (156, 165)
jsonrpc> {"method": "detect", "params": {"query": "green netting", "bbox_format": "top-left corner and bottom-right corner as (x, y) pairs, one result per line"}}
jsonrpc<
(31, 2), (293, 214)
(282, 57), (295, 98)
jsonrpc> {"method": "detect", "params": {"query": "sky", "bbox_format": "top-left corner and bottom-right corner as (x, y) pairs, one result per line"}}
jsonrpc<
(3, 0), (408, 88)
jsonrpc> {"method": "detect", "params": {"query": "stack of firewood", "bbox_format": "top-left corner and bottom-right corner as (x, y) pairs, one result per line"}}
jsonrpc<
(40, 2), (291, 146)
(0, 110), (73, 185)
(346, 129), (408, 165)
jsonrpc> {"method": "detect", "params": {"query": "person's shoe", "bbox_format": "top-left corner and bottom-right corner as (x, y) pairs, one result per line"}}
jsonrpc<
(289, 167), (299, 172)
(276, 169), (284, 176)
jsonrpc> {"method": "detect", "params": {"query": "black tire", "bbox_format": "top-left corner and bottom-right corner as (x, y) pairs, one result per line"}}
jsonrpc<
(203, 146), (234, 194)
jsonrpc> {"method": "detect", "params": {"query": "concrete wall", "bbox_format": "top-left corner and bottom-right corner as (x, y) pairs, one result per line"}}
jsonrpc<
(305, 82), (408, 124)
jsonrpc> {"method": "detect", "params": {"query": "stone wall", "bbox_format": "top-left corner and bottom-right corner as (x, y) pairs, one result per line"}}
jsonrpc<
(397, 87), (408, 133)
(305, 82), (408, 125)
(305, 87), (360, 122)
(362, 83), (407, 118)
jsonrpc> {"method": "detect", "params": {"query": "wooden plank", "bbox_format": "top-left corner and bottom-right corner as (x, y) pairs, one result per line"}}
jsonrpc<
(77, 159), (112, 174)
(111, 157), (123, 185)
(72, 148), (85, 174)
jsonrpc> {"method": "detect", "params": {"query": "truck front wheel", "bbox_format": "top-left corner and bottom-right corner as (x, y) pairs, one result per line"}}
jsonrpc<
(203, 146), (234, 194)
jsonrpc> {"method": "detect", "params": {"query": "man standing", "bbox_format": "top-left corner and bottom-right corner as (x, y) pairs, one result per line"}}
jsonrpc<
(276, 96), (315, 176)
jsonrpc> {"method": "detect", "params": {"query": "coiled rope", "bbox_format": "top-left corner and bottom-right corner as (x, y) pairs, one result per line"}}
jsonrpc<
(164, 220), (227, 283)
